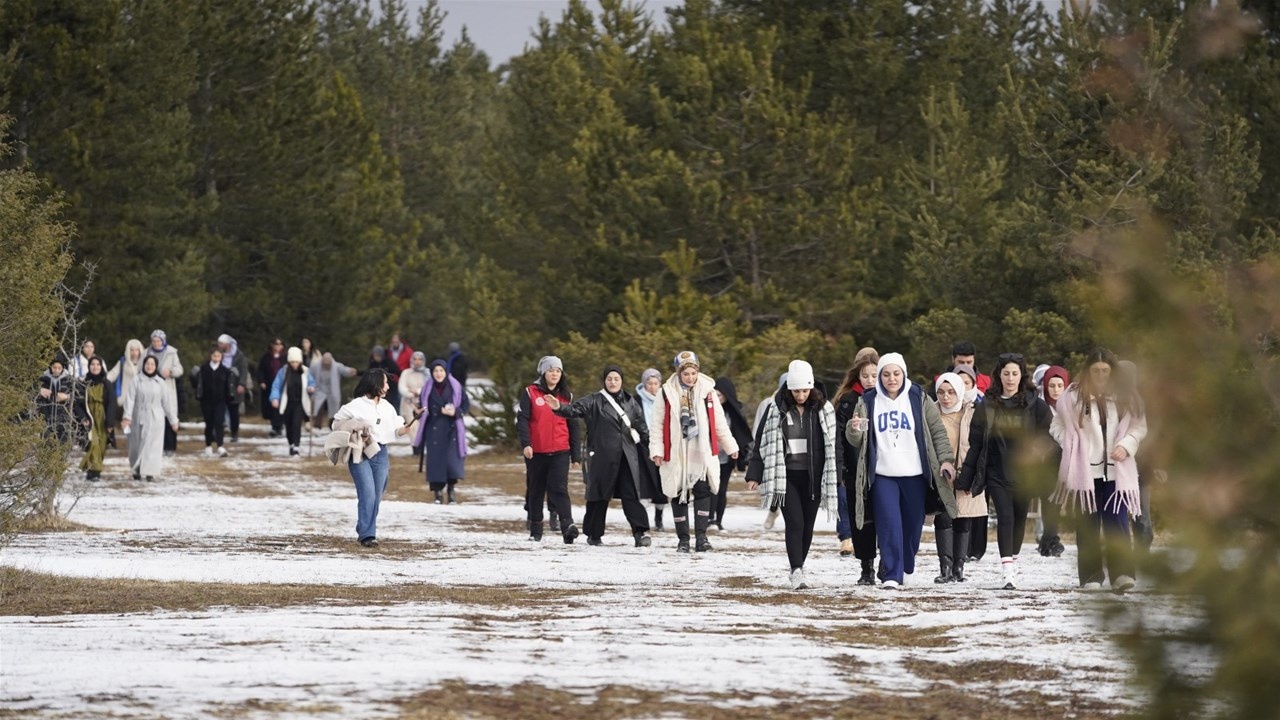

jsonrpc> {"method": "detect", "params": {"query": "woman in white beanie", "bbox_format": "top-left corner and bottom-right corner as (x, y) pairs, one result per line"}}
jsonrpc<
(845, 353), (957, 588)
(269, 346), (316, 456)
(746, 360), (838, 589)
(648, 351), (739, 553)
(516, 356), (582, 543)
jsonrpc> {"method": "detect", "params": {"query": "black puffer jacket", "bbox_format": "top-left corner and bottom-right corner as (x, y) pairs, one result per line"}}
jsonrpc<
(714, 377), (753, 471)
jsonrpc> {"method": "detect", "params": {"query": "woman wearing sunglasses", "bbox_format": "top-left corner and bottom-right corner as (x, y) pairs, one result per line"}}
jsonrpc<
(956, 352), (1053, 590)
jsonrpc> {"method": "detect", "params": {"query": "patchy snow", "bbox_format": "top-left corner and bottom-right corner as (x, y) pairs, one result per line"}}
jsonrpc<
(0, 425), (1180, 718)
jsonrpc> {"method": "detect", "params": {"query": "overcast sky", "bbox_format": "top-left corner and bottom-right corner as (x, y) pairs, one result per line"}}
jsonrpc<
(424, 1), (1068, 68)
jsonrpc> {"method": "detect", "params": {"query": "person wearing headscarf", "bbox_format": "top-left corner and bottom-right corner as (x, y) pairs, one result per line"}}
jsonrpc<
(311, 352), (358, 432)
(39, 355), (78, 442)
(834, 347), (881, 584)
(216, 334), (251, 442)
(122, 355), (178, 480)
(958, 353), (1053, 590)
(1050, 349), (1147, 593)
(1035, 364), (1071, 558)
(746, 360), (838, 590)
(368, 345), (402, 412)
(516, 356), (582, 543)
(108, 339), (146, 424)
(269, 346), (316, 456)
(950, 362), (989, 563)
(547, 365), (652, 546)
(398, 351), (430, 425)
(192, 344), (236, 457)
(648, 351), (740, 554)
(845, 353), (957, 589)
(74, 355), (117, 480)
(415, 358), (470, 504)
(146, 330), (184, 455)
(932, 372), (981, 583)
(634, 368), (667, 530)
(710, 376), (753, 532)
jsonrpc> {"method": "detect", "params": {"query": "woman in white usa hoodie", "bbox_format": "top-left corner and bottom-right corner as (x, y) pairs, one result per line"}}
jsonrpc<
(845, 353), (956, 588)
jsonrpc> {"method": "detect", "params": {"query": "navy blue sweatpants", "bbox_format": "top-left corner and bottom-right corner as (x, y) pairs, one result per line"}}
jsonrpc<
(872, 474), (927, 584)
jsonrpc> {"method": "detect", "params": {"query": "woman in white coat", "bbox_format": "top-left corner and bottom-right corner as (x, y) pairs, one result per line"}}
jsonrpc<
(122, 355), (179, 481)
(648, 351), (739, 553)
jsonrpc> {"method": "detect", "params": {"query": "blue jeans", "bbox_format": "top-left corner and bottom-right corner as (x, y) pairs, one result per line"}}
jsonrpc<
(836, 483), (852, 540)
(872, 474), (927, 584)
(349, 444), (389, 540)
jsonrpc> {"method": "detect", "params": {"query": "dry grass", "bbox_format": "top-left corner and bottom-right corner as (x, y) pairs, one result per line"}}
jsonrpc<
(0, 567), (581, 617)
(10, 513), (94, 533)
(113, 533), (446, 559)
(391, 679), (1123, 720)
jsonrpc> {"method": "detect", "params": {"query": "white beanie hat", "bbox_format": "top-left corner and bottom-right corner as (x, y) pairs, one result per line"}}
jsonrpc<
(287, 346), (303, 364)
(786, 360), (815, 390)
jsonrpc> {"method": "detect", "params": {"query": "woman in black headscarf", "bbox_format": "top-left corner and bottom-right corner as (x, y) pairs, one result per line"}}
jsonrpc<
(546, 365), (652, 547)
(710, 377), (753, 531)
(75, 355), (117, 480)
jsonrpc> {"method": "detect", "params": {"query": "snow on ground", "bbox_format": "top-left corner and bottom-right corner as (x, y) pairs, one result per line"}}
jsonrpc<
(0, 421), (1179, 718)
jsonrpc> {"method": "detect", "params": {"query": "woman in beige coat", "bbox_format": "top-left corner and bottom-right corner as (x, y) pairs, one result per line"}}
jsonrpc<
(648, 351), (739, 553)
(933, 373), (982, 582)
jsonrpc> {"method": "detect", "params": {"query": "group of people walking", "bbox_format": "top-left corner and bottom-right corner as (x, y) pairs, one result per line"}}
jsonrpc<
(43, 330), (1152, 595)
(501, 342), (1151, 594)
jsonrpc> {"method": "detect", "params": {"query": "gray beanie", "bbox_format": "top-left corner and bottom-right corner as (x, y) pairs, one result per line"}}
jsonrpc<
(537, 356), (563, 376)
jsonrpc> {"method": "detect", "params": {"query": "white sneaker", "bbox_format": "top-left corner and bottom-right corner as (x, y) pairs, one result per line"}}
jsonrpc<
(1082, 582), (1104, 591)
(217, 446), (228, 458)
(763, 509), (780, 530)
(204, 446), (214, 457)
(882, 579), (901, 589)
(1001, 560), (1016, 590)
(789, 568), (808, 590)
(1113, 575), (1136, 594)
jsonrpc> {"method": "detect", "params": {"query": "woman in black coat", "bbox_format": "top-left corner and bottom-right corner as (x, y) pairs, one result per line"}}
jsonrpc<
(709, 377), (753, 531)
(546, 365), (652, 547)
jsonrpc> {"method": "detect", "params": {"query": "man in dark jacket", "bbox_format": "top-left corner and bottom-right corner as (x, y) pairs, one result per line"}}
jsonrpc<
(446, 342), (469, 388)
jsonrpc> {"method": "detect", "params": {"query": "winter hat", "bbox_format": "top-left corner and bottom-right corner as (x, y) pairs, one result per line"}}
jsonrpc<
(602, 364), (624, 384)
(875, 352), (911, 395)
(287, 346), (303, 364)
(217, 333), (233, 346)
(641, 368), (661, 384)
(786, 360), (815, 390)
(448, 342), (461, 353)
(1042, 365), (1071, 409)
(935, 372), (966, 414)
(537, 355), (563, 376)
(371, 345), (385, 358)
(953, 363), (980, 402)
(673, 350), (700, 371)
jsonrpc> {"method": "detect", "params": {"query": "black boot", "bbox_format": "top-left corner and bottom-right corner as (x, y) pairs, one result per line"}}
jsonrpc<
(447, 486), (457, 505)
(562, 524), (579, 544)
(952, 529), (969, 582)
(675, 512), (691, 553)
(694, 498), (713, 552)
(587, 535), (603, 546)
(857, 558), (875, 586)
(549, 511), (561, 534)
(529, 521), (543, 542)
(433, 489), (443, 505)
(634, 530), (652, 548)
(934, 526), (955, 583)
(653, 506), (665, 531)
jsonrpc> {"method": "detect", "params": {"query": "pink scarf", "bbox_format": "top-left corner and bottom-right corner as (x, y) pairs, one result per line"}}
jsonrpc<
(414, 376), (467, 458)
(1050, 386), (1140, 516)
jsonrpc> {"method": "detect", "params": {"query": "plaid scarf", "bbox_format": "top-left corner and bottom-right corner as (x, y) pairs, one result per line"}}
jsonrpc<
(759, 400), (839, 518)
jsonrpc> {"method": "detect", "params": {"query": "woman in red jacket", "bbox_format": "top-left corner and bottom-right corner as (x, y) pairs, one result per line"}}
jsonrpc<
(517, 356), (582, 543)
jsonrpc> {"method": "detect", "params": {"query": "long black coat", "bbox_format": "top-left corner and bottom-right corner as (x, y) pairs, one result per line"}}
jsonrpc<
(554, 390), (649, 502)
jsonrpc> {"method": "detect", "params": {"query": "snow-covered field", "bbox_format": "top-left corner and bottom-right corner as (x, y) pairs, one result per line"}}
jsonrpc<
(0, 420), (1181, 719)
